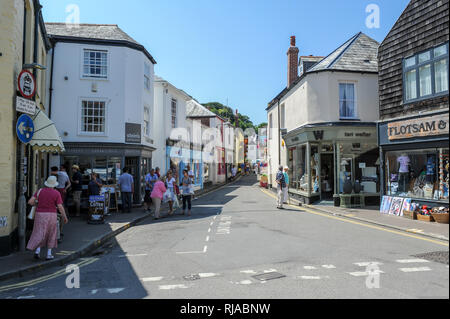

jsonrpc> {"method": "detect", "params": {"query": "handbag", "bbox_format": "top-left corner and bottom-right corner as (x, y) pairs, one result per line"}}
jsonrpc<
(28, 189), (42, 220)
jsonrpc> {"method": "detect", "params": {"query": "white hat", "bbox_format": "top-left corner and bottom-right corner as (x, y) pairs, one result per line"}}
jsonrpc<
(44, 176), (59, 188)
(284, 166), (289, 170)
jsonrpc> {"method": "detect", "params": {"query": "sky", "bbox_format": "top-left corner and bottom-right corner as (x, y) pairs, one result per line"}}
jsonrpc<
(40, 0), (410, 125)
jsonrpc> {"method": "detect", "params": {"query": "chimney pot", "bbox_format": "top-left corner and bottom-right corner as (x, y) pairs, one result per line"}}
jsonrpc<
(290, 36), (296, 47)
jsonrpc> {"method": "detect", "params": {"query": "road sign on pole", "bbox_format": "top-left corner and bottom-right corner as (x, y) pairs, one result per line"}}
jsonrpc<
(16, 114), (35, 144)
(18, 70), (36, 99)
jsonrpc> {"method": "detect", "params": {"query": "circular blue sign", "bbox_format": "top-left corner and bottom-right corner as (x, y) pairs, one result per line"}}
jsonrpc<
(16, 114), (35, 144)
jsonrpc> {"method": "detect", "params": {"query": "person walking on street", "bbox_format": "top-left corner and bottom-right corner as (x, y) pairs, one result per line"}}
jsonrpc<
(88, 172), (103, 196)
(276, 165), (286, 209)
(55, 165), (70, 243)
(165, 171), (176, 216)
(27, 176), (69, 260)
(143, 168), (157, 212)
(155, 167), (161, 178)
(151, 176), (166, 220)
(118, 167), (134, 214)
(181, 170), (193, 216)
(283, 166), (290, 204)
(71, 165), (83, 217)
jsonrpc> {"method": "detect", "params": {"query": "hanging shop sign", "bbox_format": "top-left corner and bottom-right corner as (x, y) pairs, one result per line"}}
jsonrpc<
(16, 96), (36, 115)
(18, 70), (36, 99)
(125, 123), (141, 144)
(16, 114), (35, 144)
(388, 114), (449, 140)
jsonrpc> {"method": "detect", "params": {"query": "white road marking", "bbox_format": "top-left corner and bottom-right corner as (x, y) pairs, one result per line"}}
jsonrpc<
(198, 273), (219, 278)
(119, 254), (147, 258)
(406, 229), (424, 233)
(348, 270), (384, 277)
(206, 236), (210, 242)
(353, 262), (383, 267)
(238, 280), (253, 285)
(396, 259), (430, 263)
(17, 296), (35, 299)
(141, 277), (164, 282)
(240, 270), (257, 274)
(399, 267), (432, 272)
(203, 245), (208, 253)
(175, 251), (204, 254)
(322, 265), (336, 269)
(298, 276), (328, 280)
(263, 269), (277, 273)
(208, 228), (211, 233)
(159, 284), (189, 290)
(213, 216), (217, 220)
(304, 266), (317, 270)
(107, 288), (125, 294)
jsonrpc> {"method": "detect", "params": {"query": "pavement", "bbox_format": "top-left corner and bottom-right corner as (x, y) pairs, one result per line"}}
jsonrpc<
(0, 177), (240, 283)
(0, 175), (447, 299)
(263, 188), (449, 242)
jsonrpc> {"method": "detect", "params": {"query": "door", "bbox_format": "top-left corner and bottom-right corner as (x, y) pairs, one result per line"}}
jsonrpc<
(320, 154), (334, 200)
(125, 157), (140, 204)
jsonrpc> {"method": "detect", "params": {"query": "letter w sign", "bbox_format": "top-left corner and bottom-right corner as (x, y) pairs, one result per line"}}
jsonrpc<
(313, 131), (324, 140)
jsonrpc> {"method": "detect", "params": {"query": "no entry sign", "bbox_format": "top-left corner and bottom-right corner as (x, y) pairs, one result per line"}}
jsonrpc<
(18, 70), (36, 99)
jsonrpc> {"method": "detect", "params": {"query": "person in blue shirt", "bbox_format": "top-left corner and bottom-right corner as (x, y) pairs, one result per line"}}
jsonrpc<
(118, 167), (134, 214)
(283, 166), (290, 204)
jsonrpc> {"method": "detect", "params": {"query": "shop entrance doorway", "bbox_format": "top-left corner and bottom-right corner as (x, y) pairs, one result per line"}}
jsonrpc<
(125, 157), (140, 204)
(320, 154), (334, 200)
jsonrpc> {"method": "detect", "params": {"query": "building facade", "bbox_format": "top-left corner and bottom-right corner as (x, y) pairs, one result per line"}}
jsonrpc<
(377, 0), (449, 206)
(46, 23), (157, 206)
(267, 33), (380, 204)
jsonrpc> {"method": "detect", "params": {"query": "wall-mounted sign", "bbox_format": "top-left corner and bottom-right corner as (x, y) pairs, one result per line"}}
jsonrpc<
(18, 70), (36, 99)
(125, 123), (141, 144)
(16, 114), (34, 143)
(388, 114), (449, 140)
(16, 96), (36, 115)
(0, 216), (7, 228)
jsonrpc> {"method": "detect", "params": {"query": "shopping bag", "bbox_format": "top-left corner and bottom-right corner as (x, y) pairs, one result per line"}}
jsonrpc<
(28, 189), (42, 220)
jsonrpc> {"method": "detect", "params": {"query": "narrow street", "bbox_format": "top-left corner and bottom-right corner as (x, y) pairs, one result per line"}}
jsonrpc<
(0, 176), (448, 299)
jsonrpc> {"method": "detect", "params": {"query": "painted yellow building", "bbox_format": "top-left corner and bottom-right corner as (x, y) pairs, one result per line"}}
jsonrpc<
(0, 0), (63, 256)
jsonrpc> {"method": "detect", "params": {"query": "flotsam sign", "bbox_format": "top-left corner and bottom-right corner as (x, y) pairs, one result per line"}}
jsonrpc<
(388, 114), (449, 140)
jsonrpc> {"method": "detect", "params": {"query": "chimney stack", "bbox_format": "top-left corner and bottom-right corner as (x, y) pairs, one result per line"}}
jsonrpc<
(287, 36), (299, 88)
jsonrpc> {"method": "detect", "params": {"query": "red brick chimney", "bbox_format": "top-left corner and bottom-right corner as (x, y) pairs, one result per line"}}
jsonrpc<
(287, 36), (299, 88)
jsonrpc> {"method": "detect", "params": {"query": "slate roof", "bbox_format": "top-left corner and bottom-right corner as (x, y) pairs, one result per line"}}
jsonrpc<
(45, 23), (156, 64)
(308, 32), (379, 72)
(186, 100), (217, 118)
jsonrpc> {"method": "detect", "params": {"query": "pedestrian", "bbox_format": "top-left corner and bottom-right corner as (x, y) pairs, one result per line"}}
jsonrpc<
(27, 176), (69, 260)
(151, 176), (166, 220)
(118, 167), (134, 214)
(155, 167), (161, 178)
(88, 172), (103, 196)
(56, 165), (71, 243)
(164, 170), (176, 216)
(283, 166), (290, 204)
(181, 170), (193, 216)
(71, 165), (83, 217)
(276, 165), (286, 209)
(143, 168), (157, 212)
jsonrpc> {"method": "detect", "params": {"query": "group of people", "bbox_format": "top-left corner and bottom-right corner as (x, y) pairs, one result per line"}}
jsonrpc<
(275, 165), (290, 209)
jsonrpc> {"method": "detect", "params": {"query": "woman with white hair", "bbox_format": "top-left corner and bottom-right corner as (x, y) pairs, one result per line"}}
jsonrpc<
(27, 176), (69, 260)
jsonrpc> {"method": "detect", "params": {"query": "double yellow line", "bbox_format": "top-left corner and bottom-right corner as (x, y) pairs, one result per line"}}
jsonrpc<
(260, 188), (448, 247)
(0, 257), (99, 294)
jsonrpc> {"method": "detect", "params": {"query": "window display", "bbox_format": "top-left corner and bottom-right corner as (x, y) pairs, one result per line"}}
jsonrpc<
(291, 145), (308, 193)
(310, 145), (319, 194)
(385, 148), (448, 200)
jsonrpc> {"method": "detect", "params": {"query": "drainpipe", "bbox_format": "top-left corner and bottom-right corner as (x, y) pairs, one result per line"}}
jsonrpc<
(48, 43), (55, 118)
(277, 99), (281, 166)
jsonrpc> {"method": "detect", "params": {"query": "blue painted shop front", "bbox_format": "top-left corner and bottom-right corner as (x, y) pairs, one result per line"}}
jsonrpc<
(166, 146), (203, 189)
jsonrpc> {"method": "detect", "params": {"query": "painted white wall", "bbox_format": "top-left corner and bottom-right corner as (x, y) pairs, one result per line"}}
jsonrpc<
(267, 71), (379, 186)
(50, 41), (155, 147)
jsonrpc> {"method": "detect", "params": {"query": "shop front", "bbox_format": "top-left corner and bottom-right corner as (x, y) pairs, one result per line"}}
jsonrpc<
(284, 123), (379, 205)
(166, 146), (203, 189)
(378, 111), (449, 208)
(60, 142), (154, 210)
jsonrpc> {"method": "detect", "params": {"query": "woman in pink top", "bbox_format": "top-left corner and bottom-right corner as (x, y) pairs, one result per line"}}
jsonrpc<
(151, 177), (167, 220)
(27, 176), (69, 260)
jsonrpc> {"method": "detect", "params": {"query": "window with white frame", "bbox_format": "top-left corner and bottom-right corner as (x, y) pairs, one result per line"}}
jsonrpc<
(171, 98), (177, 128)
(403, 42), (449, 103)
(81, 100), (106, 133)
(144, 106), (150, 136)
(339, 83), (357, 119)
(83, 49), (108, 78)
(144, 63), (151, 90)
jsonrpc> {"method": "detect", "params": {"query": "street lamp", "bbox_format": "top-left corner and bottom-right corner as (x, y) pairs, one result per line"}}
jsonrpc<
(22, 63), (47, 70)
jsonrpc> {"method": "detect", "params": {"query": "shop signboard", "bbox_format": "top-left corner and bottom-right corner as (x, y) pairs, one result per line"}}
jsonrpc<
(125, 123), (141, 144)
(387, 114), (449, 140)
(88, 195), (105, 224)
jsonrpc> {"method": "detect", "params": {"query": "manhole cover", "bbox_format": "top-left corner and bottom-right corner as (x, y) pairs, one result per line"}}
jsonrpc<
(413, 251), (449, 265)
(252, 272), (286, 281)
(183, 274), (201, 281)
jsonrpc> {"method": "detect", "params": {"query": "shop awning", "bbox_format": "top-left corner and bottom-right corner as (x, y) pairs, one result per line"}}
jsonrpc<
(29, 108), (65, 153)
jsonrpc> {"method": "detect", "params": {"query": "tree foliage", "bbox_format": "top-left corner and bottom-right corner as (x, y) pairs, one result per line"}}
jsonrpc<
(202, 102), (264, 132)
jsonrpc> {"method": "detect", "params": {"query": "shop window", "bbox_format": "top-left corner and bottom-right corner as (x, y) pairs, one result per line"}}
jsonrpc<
(403, 42), (449, 103)
(292, 145), (308, 193)
(310, 145), (320, 194)
(385, 148), (449, 201)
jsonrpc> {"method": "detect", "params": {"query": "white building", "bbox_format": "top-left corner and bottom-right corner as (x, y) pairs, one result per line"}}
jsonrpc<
(46, 23), (156, 204)
(267, 33), (380, 204)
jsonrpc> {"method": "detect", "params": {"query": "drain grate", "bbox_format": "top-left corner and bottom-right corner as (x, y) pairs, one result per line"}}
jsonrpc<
(183, 274), (201, 281)
(413, 251), (449, 265)
(252, 272), (286, 281)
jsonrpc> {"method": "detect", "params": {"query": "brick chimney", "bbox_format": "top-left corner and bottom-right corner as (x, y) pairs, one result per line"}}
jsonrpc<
(287, 36), (299, 88)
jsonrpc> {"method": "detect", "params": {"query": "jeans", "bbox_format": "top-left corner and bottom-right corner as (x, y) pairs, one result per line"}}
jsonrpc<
(72, 191), (82, 215)
(182, 195), (192, 210)
(121, 192), (132, 213)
